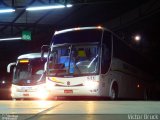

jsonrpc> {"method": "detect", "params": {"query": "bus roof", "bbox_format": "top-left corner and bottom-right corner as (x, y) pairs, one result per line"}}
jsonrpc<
(54, 26), (107, 35)
(18, 53), (47, 59)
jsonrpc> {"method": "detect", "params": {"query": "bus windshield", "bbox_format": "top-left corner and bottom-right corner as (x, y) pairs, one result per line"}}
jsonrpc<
(53, 29), (102, 44)
(47, 43), (100, 77)
(13, 58), (45, 85)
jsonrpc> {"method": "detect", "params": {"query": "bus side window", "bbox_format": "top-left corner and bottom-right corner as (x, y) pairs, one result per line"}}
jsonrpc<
(13, 67), (17, 80)
(101, 31), (112, 74)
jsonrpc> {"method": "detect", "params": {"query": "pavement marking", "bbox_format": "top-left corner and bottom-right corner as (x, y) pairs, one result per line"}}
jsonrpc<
(24, 102), (64, 120)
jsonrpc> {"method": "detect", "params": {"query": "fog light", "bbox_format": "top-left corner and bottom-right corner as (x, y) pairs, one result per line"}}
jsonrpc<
(46, 80), (56, 91)
(36, 89), (49, 99)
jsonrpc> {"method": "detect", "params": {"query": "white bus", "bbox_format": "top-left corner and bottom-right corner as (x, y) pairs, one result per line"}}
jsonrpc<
(7, 53), (48, 100)
(41, 26), (150, 100)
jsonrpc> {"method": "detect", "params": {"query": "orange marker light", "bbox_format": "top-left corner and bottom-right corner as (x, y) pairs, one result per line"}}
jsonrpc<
(74, 27), (80, 30)
(19, 59), (29, 63)
(97, 26), (102, 29)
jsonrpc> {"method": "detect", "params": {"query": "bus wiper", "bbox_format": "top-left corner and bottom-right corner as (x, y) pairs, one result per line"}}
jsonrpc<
(73, 61), (81, 74)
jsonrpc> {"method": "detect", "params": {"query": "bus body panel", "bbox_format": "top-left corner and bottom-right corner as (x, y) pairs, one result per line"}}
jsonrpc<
(11, 84), (47, 99)
(46, 76), (104, 96)
(109, 57), (146, 99)
(43, 26), (149, 99)
(8, 53), (48, 99)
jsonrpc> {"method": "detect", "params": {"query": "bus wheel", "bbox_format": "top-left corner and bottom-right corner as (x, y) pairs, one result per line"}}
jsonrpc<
(111, 84), (118, 100)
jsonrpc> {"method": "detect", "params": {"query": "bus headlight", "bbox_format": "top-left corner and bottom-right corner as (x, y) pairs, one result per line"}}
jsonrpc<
(11, 85), (16, 93)
(84, 81), (99, 89)
(46, 80), (56, 91)
(11, 85), (17, 97)
(36, 89), (49, 99)
(36, 84), (49, 99)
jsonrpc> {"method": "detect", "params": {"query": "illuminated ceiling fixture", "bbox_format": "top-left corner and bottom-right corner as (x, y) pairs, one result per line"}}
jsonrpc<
(134, 35), (141, 42)
(26, 4), (73, 11)
(0, 8), (15, 13)
(66, 4), (73, 8)
(0, 37), (22, 41)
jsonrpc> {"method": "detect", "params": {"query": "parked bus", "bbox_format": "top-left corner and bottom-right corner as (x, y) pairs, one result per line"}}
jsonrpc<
(7, 53), (48, 100)
(41, 26), (150, 100)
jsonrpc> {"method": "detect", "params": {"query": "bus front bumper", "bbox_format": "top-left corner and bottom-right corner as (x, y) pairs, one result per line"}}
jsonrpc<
(11, 90), (49, 100)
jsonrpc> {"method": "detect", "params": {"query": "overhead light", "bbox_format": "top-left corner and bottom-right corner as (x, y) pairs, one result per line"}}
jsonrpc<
(66, 4), (73, 8)
(0, 37), (22, 41)
(0, 8), (15, 13)
(2, 80), (6, 84)
(134, 35), (141, 41)
(26, 4), (72, 11)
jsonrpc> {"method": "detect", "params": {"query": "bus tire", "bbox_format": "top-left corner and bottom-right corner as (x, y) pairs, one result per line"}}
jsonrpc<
(111, 83), (118, 100)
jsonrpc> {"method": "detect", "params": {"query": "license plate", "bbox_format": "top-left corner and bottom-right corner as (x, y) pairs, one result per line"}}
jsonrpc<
(64, 90), (73, 93)
(23, 93), (29, 96)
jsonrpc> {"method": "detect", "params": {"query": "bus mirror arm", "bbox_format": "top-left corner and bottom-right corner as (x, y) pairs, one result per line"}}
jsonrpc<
(41, 45), (49, 61)
(7, 62), (16, 73)
(41, 52), (44, 61)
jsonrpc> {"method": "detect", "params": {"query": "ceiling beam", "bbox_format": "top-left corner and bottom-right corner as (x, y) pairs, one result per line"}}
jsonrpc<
(0, 0), (36, 34)
(0, 0), (11, 7)
(104, 0), (160, 31)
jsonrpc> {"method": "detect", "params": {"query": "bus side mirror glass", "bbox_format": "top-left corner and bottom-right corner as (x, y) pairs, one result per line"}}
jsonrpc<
(41, 45), (49, 61)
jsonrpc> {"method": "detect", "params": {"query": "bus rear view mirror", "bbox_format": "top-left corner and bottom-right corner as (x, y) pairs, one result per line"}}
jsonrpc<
(7, 62), (16, 73)
(41, 45), (49, 61)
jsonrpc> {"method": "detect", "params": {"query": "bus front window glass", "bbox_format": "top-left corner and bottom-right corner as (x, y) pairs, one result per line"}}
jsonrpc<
(48, 46), (69, 76)
(13, 59), (46, 85)
(47, 44), (99, 77)
(53, 29), (102, 44)
(31, 59), (46, 83)
(71, 45), (99, 75)
(13, 64), (31, 83)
